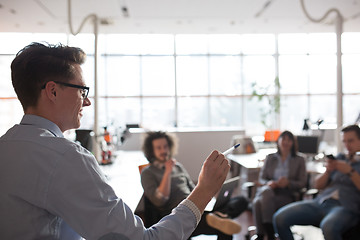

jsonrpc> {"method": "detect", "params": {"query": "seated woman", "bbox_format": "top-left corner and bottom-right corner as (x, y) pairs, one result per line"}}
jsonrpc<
(251, 131), (307, 240)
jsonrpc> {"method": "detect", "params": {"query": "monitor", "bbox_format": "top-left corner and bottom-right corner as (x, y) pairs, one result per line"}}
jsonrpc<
(126, 123), (140, 129)
(297, 135), (319, 154)
(75, 129), (93, 152)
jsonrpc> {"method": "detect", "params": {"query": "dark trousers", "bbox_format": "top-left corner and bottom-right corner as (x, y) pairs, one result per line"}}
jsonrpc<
(215, 195), (249, 218)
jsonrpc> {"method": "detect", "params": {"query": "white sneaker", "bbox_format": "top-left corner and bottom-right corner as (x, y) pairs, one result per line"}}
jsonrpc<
(206, 212), (242, 235)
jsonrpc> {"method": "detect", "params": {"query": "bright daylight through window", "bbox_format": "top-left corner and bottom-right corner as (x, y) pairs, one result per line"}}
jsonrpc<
(0, 32), (359, 137)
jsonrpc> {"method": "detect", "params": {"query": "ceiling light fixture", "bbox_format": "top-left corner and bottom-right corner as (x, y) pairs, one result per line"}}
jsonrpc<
(300, 0), (343, 153)
(68, 0), (101, 161)
(255, 0), (275, 18)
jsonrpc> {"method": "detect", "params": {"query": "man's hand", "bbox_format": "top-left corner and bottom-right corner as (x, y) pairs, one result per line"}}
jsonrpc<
(335, 160), (352, 174)
(267, 180), (278, 189)
(197, 151), (230, 196)
(325, 157), (337, 173)
(164, 158), (176, 173)
(187, 150), (230, 212)
(315, 157), (337, 189)
(277, 177), (289, 188)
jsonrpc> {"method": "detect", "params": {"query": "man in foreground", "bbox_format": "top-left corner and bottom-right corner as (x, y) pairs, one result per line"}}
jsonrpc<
(0, 42), (230, 240)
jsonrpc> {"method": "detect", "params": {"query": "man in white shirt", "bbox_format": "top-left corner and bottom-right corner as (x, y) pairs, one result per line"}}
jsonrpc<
(0, 42), (230, 240)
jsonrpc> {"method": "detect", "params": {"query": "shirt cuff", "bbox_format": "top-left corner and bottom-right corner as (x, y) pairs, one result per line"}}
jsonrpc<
(180, 199), (202, 225)
(155, 188), (169, 202)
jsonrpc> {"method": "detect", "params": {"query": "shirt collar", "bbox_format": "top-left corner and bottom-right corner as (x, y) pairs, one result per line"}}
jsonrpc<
(153, 160), (165, 169)
(20, 114), (64, 138)
(349, 153), (360, 163)
(276, 152), (291, 162)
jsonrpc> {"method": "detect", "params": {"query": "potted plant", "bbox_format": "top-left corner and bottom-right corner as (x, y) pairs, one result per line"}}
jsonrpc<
(250, 76), (281, 142)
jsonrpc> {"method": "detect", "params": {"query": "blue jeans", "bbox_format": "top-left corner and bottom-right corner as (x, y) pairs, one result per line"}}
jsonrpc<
(273, 199), (359, 240)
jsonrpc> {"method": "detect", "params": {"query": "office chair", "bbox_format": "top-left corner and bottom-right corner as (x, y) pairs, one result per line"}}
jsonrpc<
(137, 163), (167, 228)
(143, 196), (166, 228)
(243, 171), (319, 240)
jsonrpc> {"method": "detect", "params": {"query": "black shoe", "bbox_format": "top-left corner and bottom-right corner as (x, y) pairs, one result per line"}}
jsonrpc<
(263, 223), (275, 240)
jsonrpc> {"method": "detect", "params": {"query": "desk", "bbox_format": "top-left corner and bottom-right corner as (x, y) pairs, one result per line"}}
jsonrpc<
(228, 148), (277, 169)
(228, 150), (326, 174)
(227, 149), (326, 198)
(99, 151), (148, 211)
(305, 161), (326, 189)
(228, 149), (277, 181)
(306, 161), (326, 174)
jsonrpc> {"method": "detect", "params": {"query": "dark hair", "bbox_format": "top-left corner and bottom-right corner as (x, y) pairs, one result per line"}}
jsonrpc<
(11, 42), (86, 111)
(342, 124), (360, 139)
(277, 130), (297, 157)
(142, 131), (178, 163)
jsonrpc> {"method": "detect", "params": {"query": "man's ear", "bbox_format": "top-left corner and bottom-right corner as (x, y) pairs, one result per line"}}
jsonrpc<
(44, 81), (57, 101)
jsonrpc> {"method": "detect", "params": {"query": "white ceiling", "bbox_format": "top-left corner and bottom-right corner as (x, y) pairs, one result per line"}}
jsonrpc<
(0, 0), (359, 34)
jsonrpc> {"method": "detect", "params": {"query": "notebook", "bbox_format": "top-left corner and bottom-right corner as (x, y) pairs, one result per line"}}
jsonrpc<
(205, 176), (240, 211)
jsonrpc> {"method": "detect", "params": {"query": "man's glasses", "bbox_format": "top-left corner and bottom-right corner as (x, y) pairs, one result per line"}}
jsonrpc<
(41, 81), (89, 99)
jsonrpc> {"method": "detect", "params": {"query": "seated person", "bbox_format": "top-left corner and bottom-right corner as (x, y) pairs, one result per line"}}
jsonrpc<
(140, 131), (249, 240)
(273, 125), (360, 240)
(252, 131), (307, 240)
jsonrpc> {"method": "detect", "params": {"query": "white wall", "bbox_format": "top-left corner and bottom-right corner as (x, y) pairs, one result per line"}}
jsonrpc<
(118, 128), (246, 181)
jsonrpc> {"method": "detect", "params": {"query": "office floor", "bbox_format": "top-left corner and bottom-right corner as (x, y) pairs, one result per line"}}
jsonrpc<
(192, 213), (324, 240)
(233, 210), (254, 240)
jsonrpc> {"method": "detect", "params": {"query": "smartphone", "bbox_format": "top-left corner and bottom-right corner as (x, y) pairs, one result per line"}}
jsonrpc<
(326, 154), (336, 160)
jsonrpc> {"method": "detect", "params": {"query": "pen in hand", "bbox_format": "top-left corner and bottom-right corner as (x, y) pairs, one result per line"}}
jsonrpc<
(222, 143), (241, 155)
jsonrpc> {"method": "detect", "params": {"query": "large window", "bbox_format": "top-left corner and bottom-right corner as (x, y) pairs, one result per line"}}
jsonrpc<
(0, 32), (359, 136)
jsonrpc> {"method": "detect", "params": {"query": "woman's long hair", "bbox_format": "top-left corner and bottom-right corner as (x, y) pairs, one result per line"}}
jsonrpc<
(277, 130), (298, 157)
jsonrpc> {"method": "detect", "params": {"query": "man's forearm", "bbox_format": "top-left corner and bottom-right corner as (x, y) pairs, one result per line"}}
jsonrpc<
(314, 171), (330, 189)
(186, 185), (213, 214)
(348, 169), (360, 190)
(157, 171), (172, 197)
